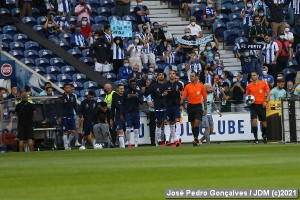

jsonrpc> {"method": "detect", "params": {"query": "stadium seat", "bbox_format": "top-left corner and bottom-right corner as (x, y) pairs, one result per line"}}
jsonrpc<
(3, 26), (17, 36)
(82, 49), (91, 57)
(111, 7), (116, 15)
(11, 8), (20, 18)
(90, 0), (101, 9)
(228, 13), (242, 24)
(180, 71), (188, 81)
(224, 29), (240, 46)
(50, 57), (65, 67)
(70, 81), (84, 91)
(22, 16), (37, 26)
(94, 97), (105, 103)
(80, 89), (91, 97)
(21, 58), (35, 67)
(95, 88), (106, 97)
(56, 40), (70, 51)
(0, 8), (11, 17)
(233, 0), (245, 7)
(212, 21), (227, 39)
(46, 66), (61, 76)
(114, 80), (128, 87)
(31, 7), (41, 18)
(177, 63), (186, 71)
(9, 42), (25, 51)
(37, 16), (47, 25)
(13, 33), (28, 44)
(25, 41), (40, 51)
(97, 7), (111, 17)
(33, 25), (44, 34)
(1, 42), (9, 52)
(92, 23), (104, 31)
(69, 16), (78, 26)
(226, 21), (240, 31)
(79, 56), (94, 66)
(58, 32), (72, 41)
(38, 49), (53, 60)
(102, 72), (117, 81)
(122, 15), (136, 24)
(72, 73), (87, 83)
(68, 48), (82, 59)
(0, 34), (13, 43)
(190, 5), (205, 22)
(32, 66), (46, 75)
(235, 37), (248, 44)
(43, 74), (57, 82)
(155, 55), (164, 65)
(73, 89), (80, 97)
(231, 4), (243, 14)
(55, 81), (65, 89)
(61, 66), (76, 76)
(78, 97), (86, 102)
(35, 58), (50, 67)
(24, 49), (39, 60)
(108, 15), (121, 22)
(90, 7), (99, 18)
(220, 3), (232, 15)
(9, 50), (24, 60)
(57, 73), (73, 83)
(83, 81), (99, 90)
(94, 16), (109, 26)
(100, 0), (115, 9)
(216, 14), (229, 24)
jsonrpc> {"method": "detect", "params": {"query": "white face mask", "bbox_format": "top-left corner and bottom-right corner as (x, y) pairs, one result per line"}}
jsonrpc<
(285, 28), (290, 32)
(185, 33), (190, 36)
(259, 13), (264, 16)
(207, 4), (213, 7)
(214, 57), (220, 61)
(206, 46), (211, 51)
(82, 21), (87, 26)
(148, 75), (153, 79)
(221, 74), (224, 79)
(191, 22), (196, 26)
(134, 39), (139, 43)
(244, 52), (250, 57)
(61, 17), (66, 21)
(2, 93), (7, 99)
(247, 3), (252, 7)
(137, 2), (143, 5)
(232, 78), (237, 82)
(262, 71), (267, 76)
(279, 35), (284, 39)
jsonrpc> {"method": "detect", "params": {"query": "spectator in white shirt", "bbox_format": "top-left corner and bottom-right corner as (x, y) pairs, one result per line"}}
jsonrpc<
(162, 23), (173, 43)
(126, 35), (145, 71)
(186, 16), (203, 38)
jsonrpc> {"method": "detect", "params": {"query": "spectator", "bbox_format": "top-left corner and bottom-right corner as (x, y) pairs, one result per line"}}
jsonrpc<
(129, 64), (143, 80)
(254, 0), (267, 16)
(230, 72), (246, 112)
(240, 0), (254, 37)
(0, 87), (7, 101)
(89, 29), (111, 73)
(146, 92), (156, 146)
(219, 82), (232, 112)
(118, 59), (133, 80)
(185, 51), (202, 82)
(283, 23), (294, 60)
(126, 34), (145, 70)
(203, 0), (217, 28)
(249, 16), (268, 42)
(80, 17), (92, 40)
(221, 71), (231, 88)
(200, 35), (219, 64)
(202, 63), (214, 85)
(151, 22), (166, 55)
(179, 28), (196, 62)
(293, 17), (300, 51)
(134, 0), (150, 32)
(140, 23), (153, 40)
(264, 0), (292, 37)
(57, 0), (71, 14)
(275, 31), (291, 72)
(142, 37), (156, 66)
(104, 83), (116, 108)
(262, 34), (279, 79)
(186, 16), (203, 38)
(43, 16), (59, 42)
(181, 0), (194, 20)
(161, 23), (173, 43)
(71, 26), (88, 49)
(163, 42), (181, 77)
(112, 36), (126, 75)
(115, 0), (130, 17)
(286, 80), (295, 97)
(20, 0), (33, 19)
(270, 78), (286, 100)
(39, 82), (53, 96)
(211, 52), (224, 77)
(39, 0), (57, 15)
(104, 25), (113, 54)
(74, 0), (92, 22)
(6, 85), (18, 100)
(259, 66), (274, 89)
(257, 7), (269, 27)
(55, 12), (70, 33)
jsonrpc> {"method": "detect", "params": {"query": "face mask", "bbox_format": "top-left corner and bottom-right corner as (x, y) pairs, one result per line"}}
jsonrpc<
(191, 22), (196, 26)
(149, 68), (154, 72)
(244, 52), (249, 57)
(82, 21), (87, 26)
(285, 28), (290, 32)
(148, 75), (153, 79)
(137, 2), (143, 5)
(194, 51), (198, 55)
(185, 33), (190, 36)
(214, 56), (220, 61)
(207, 4), (213, 7)
(2, 93), (7, 98)
(48, 24), (53, 28)
(94, 36), (98, 40)
(279, 35), (284, 39)
(76, 30), (81, 34)
(232, 78), (237, 82)
(124, 63), (129, 67)
(162, 27), (168, 32)
(134, 39), (139, 43)
(61, 17), (66, 21)
(262, 71), (267, 76)
(206, 46), (211, 51)
(259, 13), (264, 16)
(221, 74), (224, 79)
(167, 46), (171, 51)
(247, 3), (252, 7)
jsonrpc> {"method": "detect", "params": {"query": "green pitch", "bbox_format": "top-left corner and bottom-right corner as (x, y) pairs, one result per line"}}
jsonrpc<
(0, 143), (299, 200)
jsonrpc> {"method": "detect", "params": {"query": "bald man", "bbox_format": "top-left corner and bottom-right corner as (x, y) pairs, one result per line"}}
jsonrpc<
(104, 83), (115, 108)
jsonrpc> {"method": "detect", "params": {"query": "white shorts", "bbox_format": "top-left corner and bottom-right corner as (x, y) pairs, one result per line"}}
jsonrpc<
(141, 53), (156, 64)
(94, 62), (112, 73)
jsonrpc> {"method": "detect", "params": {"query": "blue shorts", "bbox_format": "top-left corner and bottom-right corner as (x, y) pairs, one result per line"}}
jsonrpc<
(125, 112), (140, 129)
(166, 107), (180, 122)
(83, 121), (94, 136)
(62, 117), (76, 132)
(155, 110), (167, 124)
(115, 118), (125, 131)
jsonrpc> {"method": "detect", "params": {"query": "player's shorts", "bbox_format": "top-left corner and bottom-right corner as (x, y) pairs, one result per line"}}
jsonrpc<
(155, 109), (167, 124)
(166, 107), (181, 122)
(82, 121), (94, 136)
(115, 117), (125, 131)
(250, 104), (266, 121)
(17, 123), (34, 140)
(125, 112), (140, 129)
(202, 115), (214, 129)
(62, 117), (76, 132)
(187, 103), (203, 122)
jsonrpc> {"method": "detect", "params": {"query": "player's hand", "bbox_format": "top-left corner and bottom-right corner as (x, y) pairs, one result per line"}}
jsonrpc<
(262, 101), (268, 107)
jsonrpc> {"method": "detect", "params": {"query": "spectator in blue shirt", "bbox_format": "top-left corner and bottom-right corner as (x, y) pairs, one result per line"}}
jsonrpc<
(118, 58), (133, 80)
(70, 26), (88, 49)
(259, 66), (274, 89)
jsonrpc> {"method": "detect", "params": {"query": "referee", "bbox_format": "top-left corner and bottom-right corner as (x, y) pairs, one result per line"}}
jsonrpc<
(246, 71), (270, 144)
(181, 72), (207, 146)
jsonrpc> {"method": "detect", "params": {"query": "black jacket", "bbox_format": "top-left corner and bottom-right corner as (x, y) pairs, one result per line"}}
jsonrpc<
(89, 39), (110, 64)
(264, 0), (291, 23)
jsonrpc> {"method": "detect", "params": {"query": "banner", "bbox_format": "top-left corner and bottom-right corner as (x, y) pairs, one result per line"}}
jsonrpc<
(174, 35), (213, 46)
(0, 60), (15, 80)
(240, 42), (264, 50)
(266, 100), (282, 117)
(110, 20), (132, 38)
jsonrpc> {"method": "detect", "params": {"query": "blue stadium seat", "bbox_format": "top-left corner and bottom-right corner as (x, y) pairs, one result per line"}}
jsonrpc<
(79, 56), (94, 66)
(177, 63), (186, 71)
(35, 58), (50, 67)
(3, 26), (17, 36)
(38, 49), (53, 59)
(224, 29), (240, 46)
(92, 23), (104, 31)
(122, 15), (136, 24)
(82, 49), (91, 57)
(108, 15), (121, 22)
(50, 57), (65, 67)
(94, 97), (105, 103)
(32, 66), (46, 75)
(55, 82), (65, 89)
(72, 73), (87, 83)
(25, 41), (40, 51)
(69, 16), (78, 26)
(21, 58), (35, 67)
(90, 0), (101, 9)
(216, 14), (229, 24)
(97, 7), (111, 17)
(180, 71), (188, 81)
(226, 21), (240, 31)
(89, 16), (95, 25)
(155, 55), (164, 65)
(228, 13), (242, 24)
(56, 40), (70, 51)
(235, 37), (248, 44)
(95, 88), (106, 97)
(102, 72), (117, 81)
(212, 21), (227, 39)
(90, 7), (98, 18)
(1, 42), (9, 52)
(0, 34), (13, 43)
(37, 16), (47, 25)
(83, 81), (99, 90)
(43, 74), (57, 82)
(233, 0), (245, 7)
(61, 66), (76, 76)
(9, 42), (25, 51)
(100, 0), (115, 9)
(58, 32), (72, 41)
(11, 8), (20, 18)
(13, 33), (28, 43)
(9, 50), (24, 60)
(221, 3), (232, 15)
(57, 73), (73, 83)
(94, 16), (109, 26)
(22, 16), (37, 27)
(111, 7), (116, 15)
(68, 48), (82, 59)
(221, 0), (233, 6)
(190, 5), (205, 22)
(73, 89), (80, 97)
(114, 80), (128, 87)
(46, 66), (61, 76)
(0, 8), (11, 17)
(24, 50), (39, 60)
(70, 81), (84, 91)
(78, 97), (86, 102)
(33, 25), (44, 34)
(80, 89), (90, 97)
(31, 7), (40, 18)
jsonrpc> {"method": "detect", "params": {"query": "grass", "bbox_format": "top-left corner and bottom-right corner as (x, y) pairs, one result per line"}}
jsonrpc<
(0, 143), (299, 200)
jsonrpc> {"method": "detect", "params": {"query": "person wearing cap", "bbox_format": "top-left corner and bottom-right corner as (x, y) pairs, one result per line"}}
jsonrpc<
(275, 31), (291, 72)
(259, 66), (274, 89)
(230, 72), (246, 112)
(186, 16), (203, 38)
(270, 78), (286, 100)
(219, 82), (232, 113)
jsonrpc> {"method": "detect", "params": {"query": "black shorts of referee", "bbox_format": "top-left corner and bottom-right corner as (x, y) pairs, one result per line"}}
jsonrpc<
(187, 103), (203, 122)
(250, 104), (266, 121)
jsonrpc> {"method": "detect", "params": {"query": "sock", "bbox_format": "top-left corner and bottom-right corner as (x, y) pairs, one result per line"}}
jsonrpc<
(75, 132), (79, 143)
(205, 131), (210, 144)
(63, 134), (68, 147)
(252, 126), (258, 140)
(191, 127), (196, 139)
(126, 128), (132, 144)
(262, 127), (267, 137)
(164, 124), (170, 142)
(134, 129), (139, 145)
(155, 127), (162, 142)
(194, 127), (200, 139)
(175, 122), (181, 140)
(68, 134), (75, 144)
(81, 138), (86, 146)
(170, 124), (177, 142)
(119, 135), (125, 148)
(93, 138), (96, 146)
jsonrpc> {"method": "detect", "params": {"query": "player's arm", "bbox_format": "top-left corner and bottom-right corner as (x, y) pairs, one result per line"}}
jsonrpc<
(212, 102), (222, 117)
(263, 83), (271, 107)
(180, 85), (188, 104)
